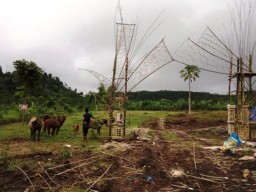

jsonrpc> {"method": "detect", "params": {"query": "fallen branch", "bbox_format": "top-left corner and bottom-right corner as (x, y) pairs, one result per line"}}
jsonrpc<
(121, 165), (137, 170)
(125, 170), (144, 175)
(36, 173), (53, 191)
(48, 156), (100, 170)
(15, 166), (35, 191)
(160, 188), (180, 192)
(53, 158), (101, 178)
(85, 164), (112, 192)
(38, 162), (61, 186)
(200, 174), (228, 180)
(87, 176), (120, 184)
(186, 174), (219, 183)
(193, 143), (197, 170)
(171, 184), (194, 190)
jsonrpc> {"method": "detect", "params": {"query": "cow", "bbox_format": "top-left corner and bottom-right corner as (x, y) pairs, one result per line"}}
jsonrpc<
(29, 117), (43, 141)
(43, 115), (66, 136)
(89, 119), (108, 135)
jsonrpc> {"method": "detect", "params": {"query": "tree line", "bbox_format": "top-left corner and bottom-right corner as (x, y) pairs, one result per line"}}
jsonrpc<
(84, 85), (233, 111)
(0, 60), (232, 119)
(126, 91), (231, 110)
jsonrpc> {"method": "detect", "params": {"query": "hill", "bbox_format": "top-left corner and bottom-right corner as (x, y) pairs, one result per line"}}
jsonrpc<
(0, 61), (84, 115)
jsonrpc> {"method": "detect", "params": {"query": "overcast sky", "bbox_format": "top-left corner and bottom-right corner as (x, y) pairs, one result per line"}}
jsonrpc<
(1, 0), (255, 95)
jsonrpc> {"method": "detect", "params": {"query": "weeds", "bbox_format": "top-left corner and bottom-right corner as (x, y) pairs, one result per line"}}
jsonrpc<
(0, 143), (9, 163)
(162, 130), (181, 141)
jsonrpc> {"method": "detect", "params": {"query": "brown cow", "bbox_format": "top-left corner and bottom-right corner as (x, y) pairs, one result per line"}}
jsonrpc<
(29, 117), (43, 141)
(43, 115), (66, 136)
(89, 119), (108, 135)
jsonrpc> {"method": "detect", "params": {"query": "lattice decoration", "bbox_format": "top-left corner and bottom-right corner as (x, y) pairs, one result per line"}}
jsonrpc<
(78, 68), (111, 89)
(115, 23), (136, 91)
(175, 28), (237, 75)
(121, 39), (174, 92)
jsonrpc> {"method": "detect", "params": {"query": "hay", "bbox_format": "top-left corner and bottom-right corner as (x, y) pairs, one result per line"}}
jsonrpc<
(100, 141), (132, 151)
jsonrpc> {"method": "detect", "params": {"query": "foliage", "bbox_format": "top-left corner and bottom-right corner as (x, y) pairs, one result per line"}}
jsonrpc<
(0, 60), (85, 120)
(180, 65), (200, 82)
(126, 92), (231, 111)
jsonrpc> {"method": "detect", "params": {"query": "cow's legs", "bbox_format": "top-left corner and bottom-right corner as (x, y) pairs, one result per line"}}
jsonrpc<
(30, 129), (36, 141)
(97, 126), (101, 135)
(37, 130), (40, 141)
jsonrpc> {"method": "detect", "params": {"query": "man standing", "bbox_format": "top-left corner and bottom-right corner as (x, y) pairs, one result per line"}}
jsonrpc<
(82, 108), (95, 143)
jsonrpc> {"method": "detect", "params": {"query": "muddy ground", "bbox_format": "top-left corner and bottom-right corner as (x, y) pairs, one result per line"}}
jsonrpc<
(1, 112), (256, 192)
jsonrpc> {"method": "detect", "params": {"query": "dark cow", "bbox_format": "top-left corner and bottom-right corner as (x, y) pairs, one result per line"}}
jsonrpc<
(29, 117), (43, 141)
(43, 115), (66, 136)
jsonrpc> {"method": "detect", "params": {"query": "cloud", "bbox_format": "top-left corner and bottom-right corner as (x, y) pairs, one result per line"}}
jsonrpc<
(0, 0), (255, 95)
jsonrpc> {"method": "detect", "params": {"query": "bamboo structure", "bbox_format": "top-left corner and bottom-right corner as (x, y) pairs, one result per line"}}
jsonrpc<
(174, 1), (256, 140)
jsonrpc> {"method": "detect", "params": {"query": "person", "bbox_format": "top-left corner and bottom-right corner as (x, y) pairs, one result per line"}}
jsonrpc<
(82, 108), (96, 143)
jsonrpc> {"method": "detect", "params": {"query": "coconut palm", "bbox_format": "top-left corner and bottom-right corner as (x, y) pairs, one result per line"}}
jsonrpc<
(180, 65), (200, 114)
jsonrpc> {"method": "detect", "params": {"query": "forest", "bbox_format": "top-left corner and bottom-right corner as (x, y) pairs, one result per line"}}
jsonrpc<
(0, 60), (232, 124)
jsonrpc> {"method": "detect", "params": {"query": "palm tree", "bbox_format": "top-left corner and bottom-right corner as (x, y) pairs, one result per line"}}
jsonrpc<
(180, 65), (200, 114)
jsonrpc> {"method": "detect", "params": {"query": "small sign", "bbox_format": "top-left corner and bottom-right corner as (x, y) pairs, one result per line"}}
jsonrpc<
(20, 104), (28, 111)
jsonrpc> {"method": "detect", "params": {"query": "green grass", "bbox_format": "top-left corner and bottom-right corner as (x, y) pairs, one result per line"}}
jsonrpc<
(126, 110), (179, 127)
(161, 130), (182, 141)
(0, 110), (226, 142)
(0, 110), (227, 158)
(0, 110), (176, 158)
(0, 123), (29, 140)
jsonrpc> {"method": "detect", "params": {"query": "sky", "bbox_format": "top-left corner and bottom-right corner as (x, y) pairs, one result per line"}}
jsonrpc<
(0, 0), (255, 95)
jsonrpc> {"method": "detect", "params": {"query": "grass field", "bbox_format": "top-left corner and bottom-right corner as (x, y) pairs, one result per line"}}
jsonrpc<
(0, 110), (180, 158)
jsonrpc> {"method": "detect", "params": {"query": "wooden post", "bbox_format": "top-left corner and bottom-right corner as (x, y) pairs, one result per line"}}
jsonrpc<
(123, 55), (128, 137)
(228, 57), (233, 103)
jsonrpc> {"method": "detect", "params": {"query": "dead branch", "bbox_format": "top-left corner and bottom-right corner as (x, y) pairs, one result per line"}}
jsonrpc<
(15, 166), (35, 191)
(125, 170), (144, 175)
(193, 143), (197, 170)
(87, 176), (120, 184)
(171, 183), (194, 190)
(186, 174), (219, 183)
(85, 164), (112, 192)
(200, 174), (228, 180)
(160, 188), (180, 192)
(121, 165), (137, 170)
(53, 158), (101, 178)
(38, 161), (61, 186)
(177, 182), (194, 190)
(47, 156), (100, 170)
(36, 173), (53, 191)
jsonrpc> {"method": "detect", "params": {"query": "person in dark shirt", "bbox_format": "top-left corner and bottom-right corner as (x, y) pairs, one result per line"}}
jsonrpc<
(82, 108), (95, 143)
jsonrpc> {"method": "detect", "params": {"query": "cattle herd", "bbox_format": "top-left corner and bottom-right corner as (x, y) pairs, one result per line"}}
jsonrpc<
(28, 116), (109, 141)
(28, 115), (66, 141)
